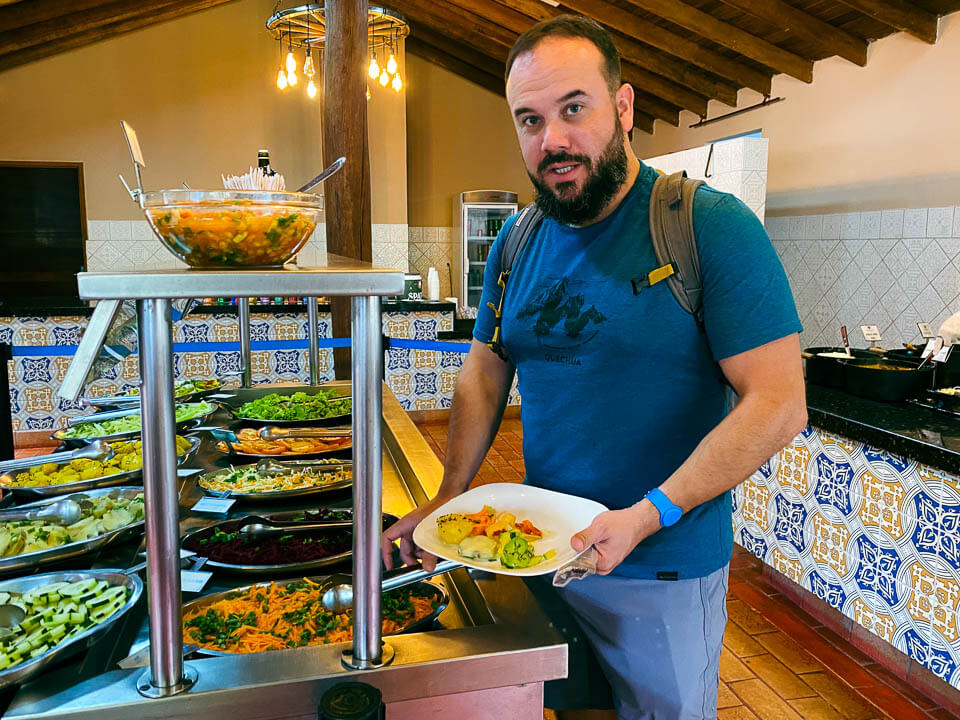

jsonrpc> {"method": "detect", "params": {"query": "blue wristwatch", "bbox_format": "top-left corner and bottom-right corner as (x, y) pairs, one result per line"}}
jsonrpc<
(645, 488), (682, 527)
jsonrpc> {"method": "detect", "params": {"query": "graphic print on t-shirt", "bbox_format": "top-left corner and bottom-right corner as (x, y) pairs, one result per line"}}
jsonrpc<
(516, 277), (606, 359)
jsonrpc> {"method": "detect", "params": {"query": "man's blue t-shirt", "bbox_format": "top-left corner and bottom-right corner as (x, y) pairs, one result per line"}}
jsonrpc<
(473, 162), (802, 579)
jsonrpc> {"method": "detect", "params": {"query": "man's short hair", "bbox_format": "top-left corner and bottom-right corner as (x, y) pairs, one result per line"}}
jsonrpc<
(505, 15), (622, 93)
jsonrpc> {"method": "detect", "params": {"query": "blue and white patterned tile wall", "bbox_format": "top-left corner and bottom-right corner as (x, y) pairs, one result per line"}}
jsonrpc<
(765, 207), (960, 349)
(734, 426), (960, 690)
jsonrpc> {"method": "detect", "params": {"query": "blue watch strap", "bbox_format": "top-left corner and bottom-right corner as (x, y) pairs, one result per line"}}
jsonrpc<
(645, 488), (682, 527)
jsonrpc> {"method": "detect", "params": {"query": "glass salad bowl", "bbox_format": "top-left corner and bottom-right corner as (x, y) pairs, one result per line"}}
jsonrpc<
(141, 189), (322, 268)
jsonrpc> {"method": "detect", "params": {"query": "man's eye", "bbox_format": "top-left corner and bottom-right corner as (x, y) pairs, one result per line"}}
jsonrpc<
(566, 104), (583, 115)
(521, 116), (540, 128)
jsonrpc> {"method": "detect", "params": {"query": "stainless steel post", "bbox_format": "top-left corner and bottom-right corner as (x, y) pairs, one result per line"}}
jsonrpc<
(135, 300), (196, 697)
(344, 295), (391, 669)
(307, 297), (320, 385)
(238, 300), (252, 388)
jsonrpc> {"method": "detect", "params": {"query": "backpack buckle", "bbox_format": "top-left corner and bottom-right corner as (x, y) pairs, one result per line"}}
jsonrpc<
(631, 263), (675, 295)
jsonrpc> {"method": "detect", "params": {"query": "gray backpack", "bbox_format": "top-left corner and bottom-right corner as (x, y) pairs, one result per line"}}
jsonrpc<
(486, 171), (705, 361)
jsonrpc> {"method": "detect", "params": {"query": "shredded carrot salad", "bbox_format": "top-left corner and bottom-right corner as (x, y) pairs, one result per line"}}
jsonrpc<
(182, 579), (439, 653)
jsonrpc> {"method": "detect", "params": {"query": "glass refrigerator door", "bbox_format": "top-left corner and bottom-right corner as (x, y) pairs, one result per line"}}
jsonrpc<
(464, 204), (516, 309)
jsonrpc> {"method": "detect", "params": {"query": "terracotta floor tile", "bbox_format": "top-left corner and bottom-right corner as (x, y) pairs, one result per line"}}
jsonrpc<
(815, 627), (874, 666)
(788, 697), (846, 720)
(721, 647), (758, 683)
(754, 632), (823, 674)
(742, 654), (817, 700)
(719, 707), (761, 720)
(799, 672), (880, 720)
(728, 598), (777, 635)
(727, 679), (803, 720)
(863, 664), (938, 710)
(725, 623), (768, 658)
(719, 681), (742, 709)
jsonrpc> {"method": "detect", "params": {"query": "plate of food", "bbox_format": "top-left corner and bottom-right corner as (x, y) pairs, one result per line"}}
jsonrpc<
(182, 575), (446, 655)
(181, 508), (398, 575)
(212, 428), (351, 459)
(52, 401), (217, 443)
(0, 570), (142, 688)
(196, 460), (352, 501)
(0, 488), (147, 575)
(0, 436), (199, 498)
(412, 483), (608, 577)
(218, 390), (351, 427)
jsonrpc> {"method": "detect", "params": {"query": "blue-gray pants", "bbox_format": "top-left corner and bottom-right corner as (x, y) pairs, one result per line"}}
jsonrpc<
(525, 564), (729, 720)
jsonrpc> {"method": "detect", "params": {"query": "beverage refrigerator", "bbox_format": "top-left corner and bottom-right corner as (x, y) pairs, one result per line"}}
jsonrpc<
(453, 190), (519, 309)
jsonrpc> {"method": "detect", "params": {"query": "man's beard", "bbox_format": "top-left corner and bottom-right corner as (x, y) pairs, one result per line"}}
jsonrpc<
(528, 125), (629, 226)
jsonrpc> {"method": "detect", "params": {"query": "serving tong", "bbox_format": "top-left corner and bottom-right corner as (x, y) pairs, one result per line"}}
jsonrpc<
(0, 498), (85, 526)
(236, 515), (353, 538)
(0, 440), (114, 475)
(66, 406), (142, 428)
(200, 426), (350, 454)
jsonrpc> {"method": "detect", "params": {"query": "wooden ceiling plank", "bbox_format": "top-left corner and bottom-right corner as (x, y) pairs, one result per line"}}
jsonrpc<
(388, 0), (516, 58)
(556, 0), (773, 94)
(0, 0), (234, 72)
(633, 109), (656, 134)
(715, 0), (868, 65)
(618, 0), (814, 80)
(406, 36), (506, 95)
(411, 26), (506, 79)
(490, 0), (736, 106)
(446, 0), (709, 114)
(0, 0), (203, 56)
(0, 0), (120, 35)
(832, 0), (939, 43)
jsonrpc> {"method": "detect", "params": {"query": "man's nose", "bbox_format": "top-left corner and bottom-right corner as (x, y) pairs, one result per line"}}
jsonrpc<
(540, 119), (570, 154)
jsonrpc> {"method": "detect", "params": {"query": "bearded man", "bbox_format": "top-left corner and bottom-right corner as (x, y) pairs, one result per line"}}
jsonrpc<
(384, 15), (806, 720)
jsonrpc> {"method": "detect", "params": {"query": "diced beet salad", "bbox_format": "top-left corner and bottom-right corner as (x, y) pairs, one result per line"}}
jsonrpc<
(185, 509), (353, 566)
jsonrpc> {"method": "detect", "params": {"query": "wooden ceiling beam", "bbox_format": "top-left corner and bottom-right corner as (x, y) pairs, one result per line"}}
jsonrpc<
(618, 0), (813, 81)
(716, 0), (868, 66)
(411, 26), (506, 80)
(0, 0), (233, 72)
(556, 0), (773, 94)
(490, 0), (739, 106)
(406, 35), (506, 95)
(832, 0), (939, 43)
(633, 109), (655, 135)
(0, 0), (118, 34)
(464, 0), (710, 114)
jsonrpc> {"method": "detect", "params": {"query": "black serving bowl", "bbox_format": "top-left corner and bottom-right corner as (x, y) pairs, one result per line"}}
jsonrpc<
(842, 358), (933, 402)
(803, 346), (874, 389)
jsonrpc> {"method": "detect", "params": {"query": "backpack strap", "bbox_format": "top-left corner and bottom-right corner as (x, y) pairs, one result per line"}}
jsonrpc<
(486, 203), (544, 361)
(649, 171), (705, 327)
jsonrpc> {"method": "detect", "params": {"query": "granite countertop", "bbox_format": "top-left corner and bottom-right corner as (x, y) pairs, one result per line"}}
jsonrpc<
(191, 300), (455, 315)
(807, 383), (960, 474)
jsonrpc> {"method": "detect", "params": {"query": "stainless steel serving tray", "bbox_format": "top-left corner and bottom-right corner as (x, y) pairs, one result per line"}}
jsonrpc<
(196, 461), (353, 502)
(81, 380), (226, 409)
(183, 575), (448, 656)
(179, 509), (398, 576)
(0, 570), (143, 690)
(210, 436), (352, 463)
(0, 487), (146, 576)
(0, 436), (201, 499)
(51, 404), (218, 444)
(216, 390), (351, 428)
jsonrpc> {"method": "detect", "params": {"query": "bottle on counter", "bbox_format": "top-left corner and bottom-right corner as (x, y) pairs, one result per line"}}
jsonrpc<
(257, 150), (277, 177)
(319, 681), (384, 720)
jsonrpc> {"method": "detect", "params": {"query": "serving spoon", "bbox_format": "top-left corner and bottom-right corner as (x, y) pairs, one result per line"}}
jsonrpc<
(297, 156), (346, 194)
(0, 604), (26, 640)
(318, 559), (463, 613)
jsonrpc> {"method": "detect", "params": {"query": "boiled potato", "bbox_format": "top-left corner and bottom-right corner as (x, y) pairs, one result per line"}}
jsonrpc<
(437, 513), (475, 544)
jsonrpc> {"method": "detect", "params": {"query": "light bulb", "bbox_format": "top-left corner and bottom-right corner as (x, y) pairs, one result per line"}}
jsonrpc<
(307, 78), (318, 99)
(386, 53), (398, 75)
(304, 53), (315, 77)
(368, 56), (379, 79)
(287, 68), (298, 86)
(285, 51), (297, 73)
(392, 73), (402, 92)
(379, 68), (389, 87)
(276, 68), (288, 90)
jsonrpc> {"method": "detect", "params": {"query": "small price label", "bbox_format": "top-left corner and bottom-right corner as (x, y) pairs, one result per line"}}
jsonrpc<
(207, 393), (236, 400)
(180, 570), (213, 594)
(177, 468), (202, 478)
(918, 322), (935, 339)
(191, 496), (235, 514)
(934, 345), (954, 364)
(860, 325), (882, 342)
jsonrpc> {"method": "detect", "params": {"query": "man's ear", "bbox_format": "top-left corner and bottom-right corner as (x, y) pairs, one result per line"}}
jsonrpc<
(615, 82), (634, 133)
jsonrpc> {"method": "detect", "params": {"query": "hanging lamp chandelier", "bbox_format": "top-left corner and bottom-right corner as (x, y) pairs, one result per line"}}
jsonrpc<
(267, 3), (409, 100)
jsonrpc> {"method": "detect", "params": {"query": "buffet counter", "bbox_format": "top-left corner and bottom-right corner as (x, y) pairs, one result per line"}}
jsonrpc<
(734, 383), (960, 691)
(2, 385), (566, 720)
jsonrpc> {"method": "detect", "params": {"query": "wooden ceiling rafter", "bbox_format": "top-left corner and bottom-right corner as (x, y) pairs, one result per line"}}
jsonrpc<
(832, 0), (940, 43)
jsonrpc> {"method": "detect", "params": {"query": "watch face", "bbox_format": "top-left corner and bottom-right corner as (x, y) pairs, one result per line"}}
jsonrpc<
(662, 506), (682, 527)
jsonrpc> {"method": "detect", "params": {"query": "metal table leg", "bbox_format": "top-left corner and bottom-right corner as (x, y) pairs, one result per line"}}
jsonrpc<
(308, 297), (320, 385)
(343, 295), (391, 670)
(238, 300), (252, 388)
(135, 299), (197, 697)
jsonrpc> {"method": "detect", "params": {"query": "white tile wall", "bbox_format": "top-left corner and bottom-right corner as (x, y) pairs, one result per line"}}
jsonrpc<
(408, 227), (455, 300)
(768, 206), (960, 348)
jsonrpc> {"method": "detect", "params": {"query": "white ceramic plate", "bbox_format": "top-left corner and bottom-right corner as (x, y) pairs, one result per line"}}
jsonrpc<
(412, 483), (608, 576)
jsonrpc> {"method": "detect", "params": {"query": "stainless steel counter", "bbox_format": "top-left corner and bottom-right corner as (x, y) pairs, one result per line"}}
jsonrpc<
(3, 387), (567, 719)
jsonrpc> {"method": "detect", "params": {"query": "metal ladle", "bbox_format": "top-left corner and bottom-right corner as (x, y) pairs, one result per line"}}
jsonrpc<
(297, 157), (346, 194)
(319, 559), (463, 613)
(0, 498), (84, 526)
(0, 604), (26, 640)
(0, 440), (114, 475)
